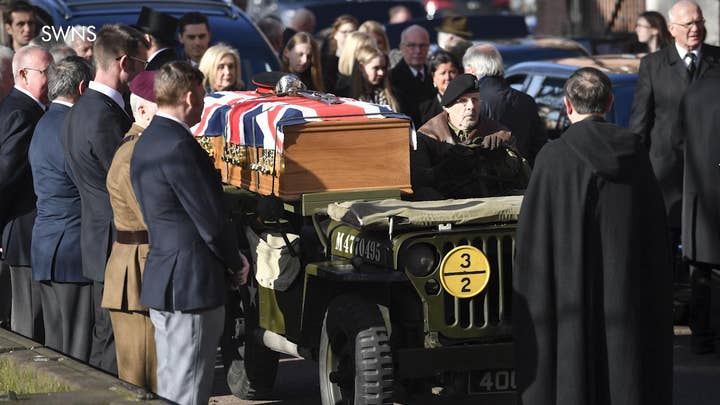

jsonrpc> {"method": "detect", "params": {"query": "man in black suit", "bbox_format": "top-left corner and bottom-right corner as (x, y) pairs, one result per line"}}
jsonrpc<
(390, 25), (436, 128)
(177, 12), (211, 68)
(630, 0), (720, 227)
(0, 45), (52, 342)
(135, 7), (179, 71)
(62, 24), (147, 374)
(675, 71), (720, 354)
(29, 56), (94, 361)
(630, 0), (720, 348)
(131, 61), (248, 405)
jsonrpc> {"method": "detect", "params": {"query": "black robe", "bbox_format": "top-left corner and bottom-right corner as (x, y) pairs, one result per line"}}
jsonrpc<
(513, 117), (673, 405)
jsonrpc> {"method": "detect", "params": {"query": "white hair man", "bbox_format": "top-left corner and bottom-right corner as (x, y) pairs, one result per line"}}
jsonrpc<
(64, 25), (94, 61)
(390, 24), (435, 127)
(463, 43), (546, 165)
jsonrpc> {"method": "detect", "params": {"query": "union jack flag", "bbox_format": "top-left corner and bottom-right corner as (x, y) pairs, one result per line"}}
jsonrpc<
(192, 91), (414, 152)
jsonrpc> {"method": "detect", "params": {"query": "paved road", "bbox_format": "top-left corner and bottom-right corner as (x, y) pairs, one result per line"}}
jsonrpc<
(210, 327), (720, 405)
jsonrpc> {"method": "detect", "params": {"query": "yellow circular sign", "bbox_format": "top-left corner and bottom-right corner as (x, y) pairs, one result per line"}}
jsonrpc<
(439, 246), (491, 298)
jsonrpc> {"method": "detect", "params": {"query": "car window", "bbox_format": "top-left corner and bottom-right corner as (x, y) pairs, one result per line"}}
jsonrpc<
(610, 84), (636, 128)
(506, 74), (528, 92)
(534, 77), (569, 139)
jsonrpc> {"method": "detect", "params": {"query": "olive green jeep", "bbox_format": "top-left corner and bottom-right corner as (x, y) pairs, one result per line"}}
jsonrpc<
(226, 188), (521, 404)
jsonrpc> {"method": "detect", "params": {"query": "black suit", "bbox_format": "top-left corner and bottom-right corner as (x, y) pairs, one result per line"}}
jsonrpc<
(478, 75), (546, 166)
(675, 73), (720, 351)
(0, 88), (45, 342)
(146, 48), (177, 71)
(630, 43), (720, 226)
(390, 58), (436, 128)
(63, 87), (131, 374)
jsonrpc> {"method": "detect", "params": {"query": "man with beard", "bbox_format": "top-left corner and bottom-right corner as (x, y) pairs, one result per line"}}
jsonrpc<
(514, 67), (673, 405)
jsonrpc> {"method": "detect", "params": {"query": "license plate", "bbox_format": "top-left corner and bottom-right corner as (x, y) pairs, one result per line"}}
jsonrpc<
(468, 369), (516, 393)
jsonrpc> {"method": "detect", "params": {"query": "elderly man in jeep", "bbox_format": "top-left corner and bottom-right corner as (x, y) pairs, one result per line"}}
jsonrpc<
(410, 73), (528, 200)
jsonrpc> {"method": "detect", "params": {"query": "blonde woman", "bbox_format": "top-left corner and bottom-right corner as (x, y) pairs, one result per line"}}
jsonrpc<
(359, 20), (390, 54)
(337, 32), (376, 77)
(198, 43), (243, 92)
(281, 32), (324, 92)
(348, 45), (399, 111)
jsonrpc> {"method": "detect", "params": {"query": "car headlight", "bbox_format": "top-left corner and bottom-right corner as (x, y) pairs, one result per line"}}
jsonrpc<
(401, 243), (439, 277)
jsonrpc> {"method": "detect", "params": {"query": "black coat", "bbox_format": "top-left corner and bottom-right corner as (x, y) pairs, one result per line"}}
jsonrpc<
(674, 73), (720, 265)
(131, 116), (241, 311)
(630, 43), (720, 226)
(390, 58), (436, 128)
(145, 48), (178, 71)
(513, 117), (673, 405)
(62, 88), (132, 282)
(0, 89), (45, 265)
(478, 76), (546, 166)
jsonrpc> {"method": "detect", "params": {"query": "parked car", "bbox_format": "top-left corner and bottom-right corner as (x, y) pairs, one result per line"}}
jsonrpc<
(30, 0), (280, 88)
(248, 0), (427, 31)
(505, 54), (641, 138)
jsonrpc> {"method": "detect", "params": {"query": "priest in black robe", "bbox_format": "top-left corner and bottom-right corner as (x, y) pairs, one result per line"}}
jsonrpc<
(513, 67), (673, 405)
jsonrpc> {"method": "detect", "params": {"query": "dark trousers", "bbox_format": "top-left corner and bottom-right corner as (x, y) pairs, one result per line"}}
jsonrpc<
(89, 281), (117, 374)
(689, 263), (720, 352)
(9, 265), (43, 342)
(0, 261), (11, 329)
(40, 280), (93, 362)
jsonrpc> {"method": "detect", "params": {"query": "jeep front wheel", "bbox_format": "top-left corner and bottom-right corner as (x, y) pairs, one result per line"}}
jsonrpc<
(318, 296), (394, 405)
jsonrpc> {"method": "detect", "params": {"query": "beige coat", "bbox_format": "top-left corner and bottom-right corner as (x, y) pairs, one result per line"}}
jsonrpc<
(102, 123), (148, 311)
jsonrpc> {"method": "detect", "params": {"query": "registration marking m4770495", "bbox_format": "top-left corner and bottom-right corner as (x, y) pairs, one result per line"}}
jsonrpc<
(333, 231), (382, 262)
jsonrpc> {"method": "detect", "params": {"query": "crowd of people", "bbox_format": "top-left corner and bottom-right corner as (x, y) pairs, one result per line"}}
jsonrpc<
(0, 0), (718, 404)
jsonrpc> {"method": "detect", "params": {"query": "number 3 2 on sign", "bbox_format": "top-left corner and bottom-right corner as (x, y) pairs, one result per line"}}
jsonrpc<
(439, 245), (490, 298)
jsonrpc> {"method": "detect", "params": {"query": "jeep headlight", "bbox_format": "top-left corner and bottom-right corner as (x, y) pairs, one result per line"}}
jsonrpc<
(401, 243), (438, 277)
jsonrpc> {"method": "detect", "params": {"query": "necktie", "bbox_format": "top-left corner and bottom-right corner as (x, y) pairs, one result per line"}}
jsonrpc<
(686, 52), (697, 81)
(416, 69), (424, 82)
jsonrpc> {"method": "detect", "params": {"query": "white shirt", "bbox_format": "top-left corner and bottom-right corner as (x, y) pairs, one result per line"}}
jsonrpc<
(148, 47), (170, 64)
(156, 111), (192, 136)
(14, 85), (46, 111)
(89, 81), (125, 110)
(675, 42), (701, 67)
(52, 100), (74, 108)
(408, 65), (425, 81)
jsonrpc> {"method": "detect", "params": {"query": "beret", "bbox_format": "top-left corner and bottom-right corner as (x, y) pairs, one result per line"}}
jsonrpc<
(440, 74), (478, 107)
(129, 70), (156, 103)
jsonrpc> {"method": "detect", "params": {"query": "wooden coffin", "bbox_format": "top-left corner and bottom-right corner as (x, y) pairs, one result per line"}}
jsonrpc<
(198, 118), (412, 201)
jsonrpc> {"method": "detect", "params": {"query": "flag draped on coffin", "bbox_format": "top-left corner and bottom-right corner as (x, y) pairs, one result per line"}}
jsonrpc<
(192, 91), (412, 153)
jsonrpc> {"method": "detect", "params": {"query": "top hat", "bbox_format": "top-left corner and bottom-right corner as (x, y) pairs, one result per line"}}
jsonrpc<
(134, 7), (179, 46)
(440, 74), (478, 107)
(436, 16), (472, 39)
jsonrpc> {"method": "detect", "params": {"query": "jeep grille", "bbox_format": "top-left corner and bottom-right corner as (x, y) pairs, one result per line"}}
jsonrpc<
(401, 227), (515, 341)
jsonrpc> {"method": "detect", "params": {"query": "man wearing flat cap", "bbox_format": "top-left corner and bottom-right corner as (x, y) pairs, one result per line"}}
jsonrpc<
(436, 15), (472, 53)
(411, 73), (527, 200)
(135, 6), (179, 71)
(103, 70), (158, 391)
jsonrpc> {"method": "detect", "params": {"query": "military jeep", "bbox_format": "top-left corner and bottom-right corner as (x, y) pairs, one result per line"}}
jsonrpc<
(226, 189), (521, 404)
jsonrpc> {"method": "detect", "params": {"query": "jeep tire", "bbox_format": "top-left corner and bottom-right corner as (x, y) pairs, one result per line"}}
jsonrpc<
(319, 295), (394, 405)
(227, 286), (279, 400)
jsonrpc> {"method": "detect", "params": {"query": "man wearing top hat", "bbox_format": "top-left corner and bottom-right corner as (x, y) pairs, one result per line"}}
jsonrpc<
(103, 70), (158, 391)
(411, 73), (522, 200)
(135, 7), (179, 71)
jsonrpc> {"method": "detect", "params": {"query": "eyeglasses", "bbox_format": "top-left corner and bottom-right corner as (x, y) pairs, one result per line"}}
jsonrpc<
(402, 42), (429, 50)
(22, 66), (49, 75)
(115, 54), (148, 68)
(671, 19), (705, 29)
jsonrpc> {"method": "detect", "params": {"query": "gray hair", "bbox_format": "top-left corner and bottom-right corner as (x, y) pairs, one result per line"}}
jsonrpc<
(47, 55), (93, 101)
(12, 45), (50, 79)
(400, 24), (429, 44)
(64, 25), (91, 47)
(668, 0), (700, 24)
(463, 43), (505, 77)
(49, 43), (77, 63)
